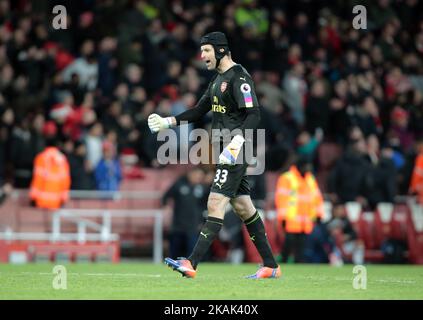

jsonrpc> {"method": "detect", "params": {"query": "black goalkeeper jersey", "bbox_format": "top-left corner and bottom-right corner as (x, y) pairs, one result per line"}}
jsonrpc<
(174, 63), (261, 145)
(203, 64), (260, 132)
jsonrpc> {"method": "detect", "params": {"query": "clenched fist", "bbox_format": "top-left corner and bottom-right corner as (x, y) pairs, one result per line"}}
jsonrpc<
(148, 113), (173, 133)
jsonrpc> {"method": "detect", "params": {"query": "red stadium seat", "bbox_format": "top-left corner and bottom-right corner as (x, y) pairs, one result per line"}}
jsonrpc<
(407, 202), (423, 264)
(391, 205), (409, 242)
(374, 203), (410, 262)
(358, 211), (378, 250)
(345, 202), (384, 262)
(345, 202), (362, 233)
(374, 203), (394, 248)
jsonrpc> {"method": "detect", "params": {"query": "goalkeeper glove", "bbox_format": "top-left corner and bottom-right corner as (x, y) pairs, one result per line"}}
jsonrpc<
(219, 135), (245, 165)
(148, 113), (173, 133)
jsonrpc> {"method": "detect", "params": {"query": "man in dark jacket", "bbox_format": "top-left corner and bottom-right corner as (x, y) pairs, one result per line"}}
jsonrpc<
(365, 156), (397, 210)
(67, 140), (95, 190)
(162, 167), (206, 259)
(327, 138), (371, 207)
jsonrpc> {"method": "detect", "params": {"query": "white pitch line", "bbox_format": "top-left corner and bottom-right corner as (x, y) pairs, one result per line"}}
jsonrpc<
(375, 279), (416, 284)
(17, 272), (161, 278)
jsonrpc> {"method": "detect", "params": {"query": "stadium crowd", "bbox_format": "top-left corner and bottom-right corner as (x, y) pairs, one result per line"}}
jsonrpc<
(0, 0), (423, 211)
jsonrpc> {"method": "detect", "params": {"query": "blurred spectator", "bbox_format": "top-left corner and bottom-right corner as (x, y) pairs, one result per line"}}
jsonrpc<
(124, 63), (144, 94)
(327, 202), (365, 265)
(327, 138), (370, 207)
(67, 140), (95, 190)
(369, 0), (397, 31)
(408, 90), (423, 138)
(327, 79), (351, 143)
(62, 39), (98, 91)
(134, 100), (161, 168)
(29, 127), (71, 210)
(115, 112), (139, 152)
(162, 167), (206, 259)
(85, 121), (103, 170)
(389, 106), (414, 153)
(234, 0), (269, 37)
(256, 71), (285, 114)
(171, 93), (195, 156)
(0, 107), (14, 182)
(364, 134), (397, 209)
(305, 79), (329, 135)
(94, 140), (122, 191)
(282, 62), (307, 127)
(63, 92), (96, 141)
(296, 129), (323, 162)
(303, 217), (334, 264)
(351, 96), (379, 138)
(97, 37), (118, 99)
(0, 182), (12, 206)
(10, 115), (40, 188)
(31, 113), (46, 153)
(49, 92), (74, 125)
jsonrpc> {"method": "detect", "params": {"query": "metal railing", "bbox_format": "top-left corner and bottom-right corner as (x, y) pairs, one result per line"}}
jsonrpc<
(1, 190), (166, 264)
(0, 208), (164, 264)
(51, 209), (164, 263)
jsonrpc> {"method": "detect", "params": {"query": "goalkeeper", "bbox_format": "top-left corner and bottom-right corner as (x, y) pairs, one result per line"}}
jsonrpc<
(148, 32), (280, 279)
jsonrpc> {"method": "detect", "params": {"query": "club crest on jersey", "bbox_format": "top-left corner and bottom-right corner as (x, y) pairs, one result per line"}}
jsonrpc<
(220, 82), (228, 93)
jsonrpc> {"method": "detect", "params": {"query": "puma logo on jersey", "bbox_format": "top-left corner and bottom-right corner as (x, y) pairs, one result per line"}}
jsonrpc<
(200, 232), (209, 238)
(215, 182), (223, 189)
(240, 77), (246, 81)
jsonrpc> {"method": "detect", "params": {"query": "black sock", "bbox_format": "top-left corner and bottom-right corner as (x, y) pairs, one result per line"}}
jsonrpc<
(188, 216), (223, 269)
(245, 211), (278, 268)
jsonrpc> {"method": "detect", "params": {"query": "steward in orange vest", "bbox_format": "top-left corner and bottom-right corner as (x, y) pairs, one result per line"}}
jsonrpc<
(29, 134), (71, 210)
(410, 138), (423, 204)
(275, 158), (323, 262)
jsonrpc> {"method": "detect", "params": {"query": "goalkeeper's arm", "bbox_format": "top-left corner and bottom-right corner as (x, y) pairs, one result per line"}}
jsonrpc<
(148, 94), (210, 133)
(174, 94), (211, 125)
(239, 107), (260, 134)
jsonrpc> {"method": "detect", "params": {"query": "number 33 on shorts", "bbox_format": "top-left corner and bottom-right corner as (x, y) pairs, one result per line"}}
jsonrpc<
(214, 169), (228, 189)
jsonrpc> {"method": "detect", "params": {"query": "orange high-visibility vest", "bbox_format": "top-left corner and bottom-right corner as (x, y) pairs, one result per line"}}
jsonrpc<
(29, 147), (71, 209)
(410, 153), (423, 204)
(275, 166), (322, 234)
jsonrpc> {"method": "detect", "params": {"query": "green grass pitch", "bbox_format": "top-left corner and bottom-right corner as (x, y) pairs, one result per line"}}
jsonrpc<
(0, 263), (422, 300)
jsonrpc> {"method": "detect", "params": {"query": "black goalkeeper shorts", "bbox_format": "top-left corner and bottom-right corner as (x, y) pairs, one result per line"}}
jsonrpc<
(210, 163), (250, 199)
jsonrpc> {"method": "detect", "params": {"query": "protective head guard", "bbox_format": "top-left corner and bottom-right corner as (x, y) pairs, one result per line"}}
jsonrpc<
(200, 32), (229, 68)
